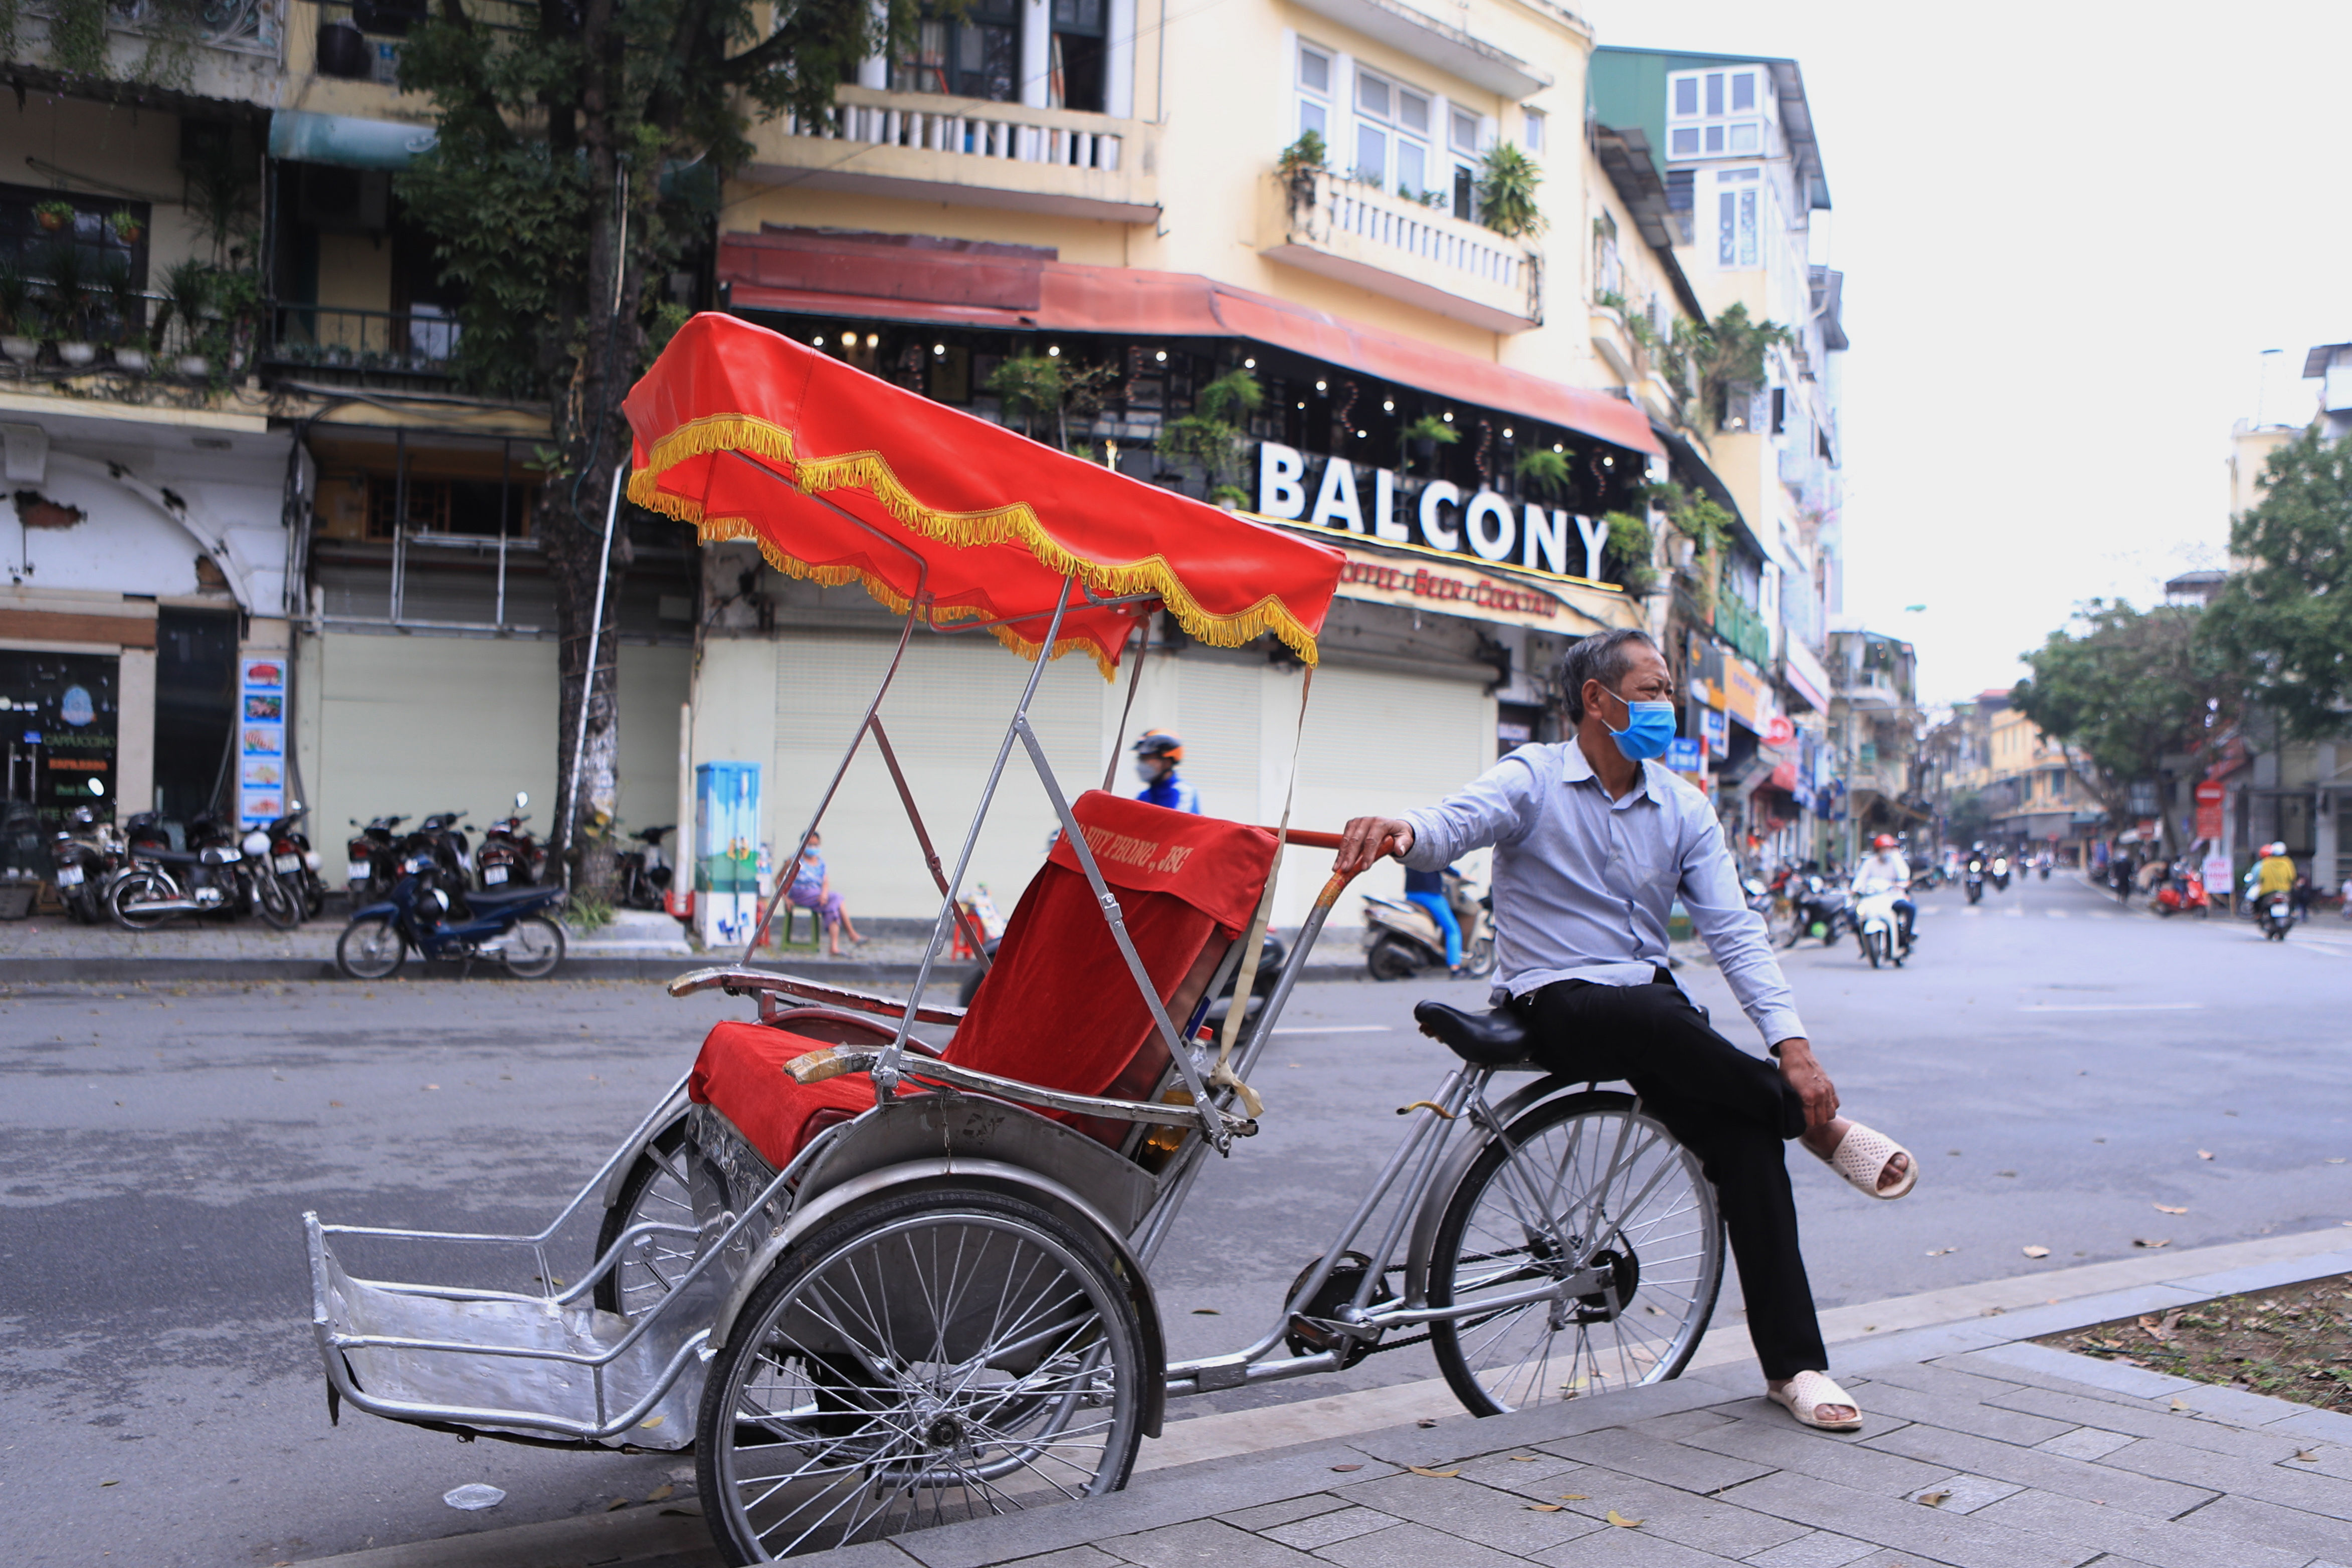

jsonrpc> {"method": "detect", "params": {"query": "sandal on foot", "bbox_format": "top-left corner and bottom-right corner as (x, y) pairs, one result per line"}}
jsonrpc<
(1770, 1370), (1863, 1432)
(1814, 1121), (1917, 1201)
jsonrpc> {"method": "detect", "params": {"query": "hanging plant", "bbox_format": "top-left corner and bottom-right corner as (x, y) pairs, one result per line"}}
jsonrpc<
(108, 209), (144, 245)
(1278, 130), (1327, 214)
(1515, 446), (1570, 499)
(1474, 143), (1545, 240)
(50, 0), (107, 75)
(33, 199), (74, 233)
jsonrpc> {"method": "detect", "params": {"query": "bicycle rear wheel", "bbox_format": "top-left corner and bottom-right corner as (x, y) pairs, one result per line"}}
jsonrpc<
(1426, 1090), (1722, 1416)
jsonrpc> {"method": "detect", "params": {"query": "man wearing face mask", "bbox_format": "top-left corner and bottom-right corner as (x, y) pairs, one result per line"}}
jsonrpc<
(1131, 730), (1202, 815)
(1333, 628), (1915, 1435)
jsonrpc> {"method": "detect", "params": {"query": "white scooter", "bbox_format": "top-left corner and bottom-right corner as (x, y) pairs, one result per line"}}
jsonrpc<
(1362, 869), (1494, 981)
(1852, 877), (1910, 969)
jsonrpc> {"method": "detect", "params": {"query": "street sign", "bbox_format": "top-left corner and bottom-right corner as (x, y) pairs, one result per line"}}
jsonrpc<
(1763, 715), (1796, 746)
(2195, 780), (2225, 841)
(1698, 706), (1728, 748)
(1666, 736), (1703, 773)
(2203, 852), (2233, 894)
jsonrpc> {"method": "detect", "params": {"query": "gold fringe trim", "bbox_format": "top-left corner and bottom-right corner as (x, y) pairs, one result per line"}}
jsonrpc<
(627, 417), (1324, 675)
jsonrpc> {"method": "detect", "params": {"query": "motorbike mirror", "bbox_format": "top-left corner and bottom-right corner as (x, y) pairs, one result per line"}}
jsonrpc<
(515, 791), (528, 809)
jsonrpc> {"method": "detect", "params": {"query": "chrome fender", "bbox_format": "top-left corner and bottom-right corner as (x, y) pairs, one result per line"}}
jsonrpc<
(1402, 1074), (1578, 1307)
(599, 1088), (693, 1213)
(706, 1155), (1168, 1438)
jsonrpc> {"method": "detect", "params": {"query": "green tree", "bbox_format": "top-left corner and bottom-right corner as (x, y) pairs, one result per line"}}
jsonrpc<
(1155, 367), (1262, 499)
(1660, 303), (1791, 432)
(391, 0), (916, 890)
(2203, 427), (2352, 738)
(2010, 599), (2240, 848)
(1473, 143), (1544, 240)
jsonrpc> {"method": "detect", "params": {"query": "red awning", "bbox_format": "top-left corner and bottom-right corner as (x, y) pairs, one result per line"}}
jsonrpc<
(623, 313), (1344, 677)
(720, 232), (1662, 457)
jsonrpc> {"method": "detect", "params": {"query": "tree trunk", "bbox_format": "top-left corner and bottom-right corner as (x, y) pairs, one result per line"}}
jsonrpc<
(545, 93), (643, 902)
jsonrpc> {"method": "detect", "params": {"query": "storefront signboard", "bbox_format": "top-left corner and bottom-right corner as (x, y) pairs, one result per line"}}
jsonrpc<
(1, 649), (117, 822)
(1665, 736), (1702, 774)
(1782, 639), (1832, 713)
(1326, 549), (1572, 632)
(1721, 657), (1769, 732)
(1257, 443), (1617, 587)
(1697, 705), (1727, 750)
(2194, 779), (2225, 841)
(237, 658), (287, 829)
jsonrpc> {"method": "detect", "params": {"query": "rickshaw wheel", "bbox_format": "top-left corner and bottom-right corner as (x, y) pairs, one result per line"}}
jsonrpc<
(697, 1187), (1145, 1563)
(1426, 1090), (1723, 1417)
(593, 1113), (695, 1317)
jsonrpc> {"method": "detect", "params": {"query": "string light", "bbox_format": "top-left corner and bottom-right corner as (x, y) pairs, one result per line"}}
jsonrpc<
(1383, 399), (1396, 413)
(1244, 357), (1257, 369)
(1441, 412), (1454, 423)
(1314, 379), (1327, 393)
(1502, 427), (1513, 438)
(812, 335), (825, 347)
(1047, 345), (1061, 357)
(933, 343), (946, 357)
(1154, 349), (1168, 362)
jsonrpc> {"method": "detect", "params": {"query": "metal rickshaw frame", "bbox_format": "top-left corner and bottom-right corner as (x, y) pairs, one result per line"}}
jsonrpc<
(305, 357), (1725, 1558)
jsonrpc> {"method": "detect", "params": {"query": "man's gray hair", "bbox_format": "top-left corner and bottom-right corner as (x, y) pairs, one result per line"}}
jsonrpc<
(1556, 629), (1661, 724)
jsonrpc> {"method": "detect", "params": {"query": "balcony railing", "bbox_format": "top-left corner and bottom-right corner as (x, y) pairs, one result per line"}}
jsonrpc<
(1713, 594), (1772, 667)
(261, 302), (460, 382)
(789, 91), (1124, 172)
(756, 86), (1158, 222)
(21, 0), (283, 60)
(1262, 167), (1538, 333)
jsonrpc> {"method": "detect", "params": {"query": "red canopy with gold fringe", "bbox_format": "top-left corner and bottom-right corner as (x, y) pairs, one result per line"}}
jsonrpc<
(623, 313), (1345, 675)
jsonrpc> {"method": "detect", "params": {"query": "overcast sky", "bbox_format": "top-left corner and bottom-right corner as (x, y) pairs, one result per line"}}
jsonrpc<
(1572, 0), (2352, 707)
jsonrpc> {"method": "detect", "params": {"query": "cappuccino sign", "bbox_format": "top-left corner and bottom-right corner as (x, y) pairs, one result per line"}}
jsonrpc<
(1257, 442), (1615, 584)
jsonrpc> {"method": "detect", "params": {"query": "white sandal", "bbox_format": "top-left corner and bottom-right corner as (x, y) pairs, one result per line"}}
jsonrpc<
(1814, 1120), (1917, 1200)
(1770, 1370), (1864, 1432)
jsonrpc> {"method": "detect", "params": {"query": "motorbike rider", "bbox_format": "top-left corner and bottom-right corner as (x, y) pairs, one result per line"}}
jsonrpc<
(2253, 842), (2297, 917)
(1401, 863), (1467, 975)
(1853, 833), (1916, 949)
(1131, 730), (1203, 815)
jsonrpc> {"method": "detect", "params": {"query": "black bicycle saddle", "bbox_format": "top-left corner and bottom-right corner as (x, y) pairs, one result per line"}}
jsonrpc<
(1412, 1000), (1532, 1067)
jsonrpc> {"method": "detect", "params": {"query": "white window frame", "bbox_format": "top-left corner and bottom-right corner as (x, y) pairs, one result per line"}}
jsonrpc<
(1295, 39), (1334, 146)
(1520, 105), (1545, 154)
(1665, 65), (1766, 162)
(1349, 65), (1434, 200)
(1714, 166), (1761, 269)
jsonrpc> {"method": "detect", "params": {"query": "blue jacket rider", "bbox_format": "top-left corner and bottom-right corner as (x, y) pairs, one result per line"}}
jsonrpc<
(1132, 730), (1202, 814)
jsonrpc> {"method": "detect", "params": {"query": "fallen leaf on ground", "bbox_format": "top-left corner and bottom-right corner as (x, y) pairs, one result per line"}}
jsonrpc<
(1406, 1466), (1461, 1479)
(2198, 1150), (2214, 1160)
(1917, 1489), (1952, 1507)
(2154, 1205), (2188, 1215)
(639, 1415), (665, 1429)
(1926, 1247), (1958, 1257)
(606, 1498), (629, 1511)
(99, 1479), (119, 1487)
(2135, 1238), (2172, 1249)
(424, 1083), (440, 1091)
(1524, 1503), (1563, 1512)
(2295, 1451), (2319, 1462)
(328, 1100), (343, 1107)
(1559, 1493), (1589, 1500)
(1190, 1307), (1220, 1315)
(1330, 1464), (1362, 1472)
(2022, 1246), (2051, 1259)
(1508, 1455), (1538, 1462)
(1998, 1170), (2018, 1178)
(1605, 1509), (1643, 1528)
(2170, 1398), (2190, 1411)
(645, 1484), (674, 1502)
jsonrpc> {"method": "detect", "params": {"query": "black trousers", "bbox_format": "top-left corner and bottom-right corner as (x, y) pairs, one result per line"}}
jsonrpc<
(1519, 972), (1828, 1380)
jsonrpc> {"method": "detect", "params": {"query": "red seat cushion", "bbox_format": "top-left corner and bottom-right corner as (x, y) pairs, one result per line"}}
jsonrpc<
(689, 793), (1278, 1167)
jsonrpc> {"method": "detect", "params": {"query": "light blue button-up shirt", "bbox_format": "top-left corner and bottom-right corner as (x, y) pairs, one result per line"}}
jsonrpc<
(1401, 741), (1807, 1049)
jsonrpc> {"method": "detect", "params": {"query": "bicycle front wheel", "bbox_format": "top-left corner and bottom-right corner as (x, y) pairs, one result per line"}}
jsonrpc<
(1427, 1090), (1723, 1416)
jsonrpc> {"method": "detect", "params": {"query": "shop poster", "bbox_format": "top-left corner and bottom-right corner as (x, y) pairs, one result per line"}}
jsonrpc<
(237, 657), (286, 829)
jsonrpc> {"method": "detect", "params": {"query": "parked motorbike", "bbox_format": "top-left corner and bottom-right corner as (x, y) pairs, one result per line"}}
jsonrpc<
(1748, 875), (1799, 947)
(1963, 854), (1986, 905)
(478, 794), (545, 890)
(2259, 891), (2295, 942)
(1363, 869), (1494, 980)
(396, 812), (472, 888)
(1784, 874), (1851, 946)
(252, 804), (327, 922)
(110, 811), (252, 928)
(47, 804), (118, 924)
(615, 821), (676, 910)
(345, 815), (406, 904)
(2152, 870), (2210, 918)
(1852, 880), (1910, 969)
(336, 866), (566, 979)
(236, 820), (303, 929)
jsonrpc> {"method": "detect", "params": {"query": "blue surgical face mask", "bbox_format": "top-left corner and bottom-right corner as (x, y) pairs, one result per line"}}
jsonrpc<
(1603, 687), (1678, 761)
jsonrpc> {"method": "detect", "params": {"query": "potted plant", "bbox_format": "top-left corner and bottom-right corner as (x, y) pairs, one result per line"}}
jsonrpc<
(100, 258), (148, 370)
(33, 198), (75, 234)
(1473, 144), (1546, 240)
(155, 259), (216, 377)
(1277, 130), (1327, 213)
(108, 209), (144, 247)
(41, 243), (97, 365)
(0, 263), (35, 365)
(1401, 413), (1458, 469)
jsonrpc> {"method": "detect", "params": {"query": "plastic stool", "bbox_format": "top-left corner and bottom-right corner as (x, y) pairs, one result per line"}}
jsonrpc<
(773, 904), (823, 950)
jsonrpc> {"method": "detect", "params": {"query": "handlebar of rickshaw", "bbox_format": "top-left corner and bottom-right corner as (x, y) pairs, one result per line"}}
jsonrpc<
(1263, 827), (1406, 913)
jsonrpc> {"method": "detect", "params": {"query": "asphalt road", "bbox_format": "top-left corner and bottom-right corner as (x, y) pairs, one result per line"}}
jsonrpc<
(7, 872), (2352, 1564)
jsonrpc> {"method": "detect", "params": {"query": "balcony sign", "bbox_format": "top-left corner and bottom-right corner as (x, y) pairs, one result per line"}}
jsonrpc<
(1257, 442), (1613, 586)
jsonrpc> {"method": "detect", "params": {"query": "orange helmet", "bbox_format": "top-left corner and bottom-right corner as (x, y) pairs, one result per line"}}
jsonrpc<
(1872, 834), (1898, 851)
(1132, 730), (1184, 763)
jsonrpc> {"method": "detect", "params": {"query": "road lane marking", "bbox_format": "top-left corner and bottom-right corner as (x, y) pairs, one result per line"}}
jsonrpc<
(2015, 1003), (2206, 1013)
(2046, 910), (2069, 918)
(1275, 1024), (1394, 1035)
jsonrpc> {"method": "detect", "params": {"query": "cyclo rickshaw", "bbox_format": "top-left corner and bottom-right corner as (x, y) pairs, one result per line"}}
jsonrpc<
(303, 314), (1726, 1563)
